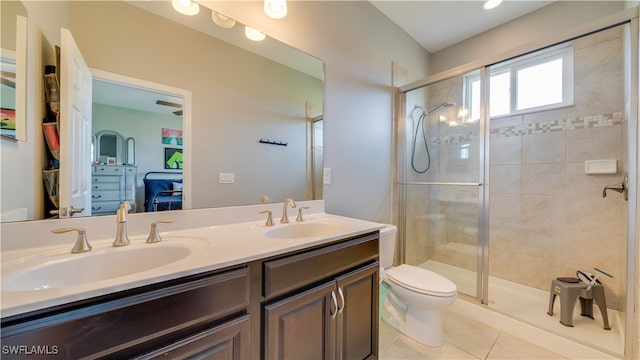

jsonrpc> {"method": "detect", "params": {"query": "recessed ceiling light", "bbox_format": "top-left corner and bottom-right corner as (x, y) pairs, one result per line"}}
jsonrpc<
(482, 0), (503, 10)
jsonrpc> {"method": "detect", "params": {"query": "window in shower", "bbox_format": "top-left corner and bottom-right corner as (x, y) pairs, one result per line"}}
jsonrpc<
(465, 44), (574, 120)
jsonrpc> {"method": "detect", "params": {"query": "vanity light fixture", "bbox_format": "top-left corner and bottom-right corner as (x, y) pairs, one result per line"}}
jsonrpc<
(482, 0), (503, 10)
(172, 0), (199, 16)
(245, 26), (266, 41)
(264, 0), (287, 19)
(211, 11), (236, 29)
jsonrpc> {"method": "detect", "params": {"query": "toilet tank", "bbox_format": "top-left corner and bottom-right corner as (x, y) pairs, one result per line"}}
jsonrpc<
(379, 224), (397, 269)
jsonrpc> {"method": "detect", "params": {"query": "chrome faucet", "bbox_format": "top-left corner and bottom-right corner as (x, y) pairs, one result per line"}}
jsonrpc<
(113, 201), (131, 247)
(280, 198), (297, 223)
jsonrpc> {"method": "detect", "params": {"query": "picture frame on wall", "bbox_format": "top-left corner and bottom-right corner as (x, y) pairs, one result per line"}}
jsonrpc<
(164, 148), (183, 170)
(0, 108), (17, 141)
(162, 128), (183, 145)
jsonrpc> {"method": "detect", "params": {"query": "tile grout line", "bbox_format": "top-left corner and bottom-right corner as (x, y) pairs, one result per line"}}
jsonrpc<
(483, 331), (502, 360)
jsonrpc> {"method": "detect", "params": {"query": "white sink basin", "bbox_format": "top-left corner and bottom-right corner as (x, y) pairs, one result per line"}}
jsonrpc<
(2, 241), (203, 292)
(265, 222), (343, 239)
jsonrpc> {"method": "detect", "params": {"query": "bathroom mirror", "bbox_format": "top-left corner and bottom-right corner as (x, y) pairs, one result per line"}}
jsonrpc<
(1, 0), (324, 222)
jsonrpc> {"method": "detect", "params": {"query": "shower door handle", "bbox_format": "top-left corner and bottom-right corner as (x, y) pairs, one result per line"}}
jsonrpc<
(602, 175), (628, 201)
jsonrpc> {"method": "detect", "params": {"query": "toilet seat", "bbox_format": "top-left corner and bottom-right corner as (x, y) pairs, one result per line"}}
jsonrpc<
(386, 264), (457, 297)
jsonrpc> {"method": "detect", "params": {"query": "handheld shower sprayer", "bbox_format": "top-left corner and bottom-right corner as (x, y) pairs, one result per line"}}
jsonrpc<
(411, 102), (456, 173)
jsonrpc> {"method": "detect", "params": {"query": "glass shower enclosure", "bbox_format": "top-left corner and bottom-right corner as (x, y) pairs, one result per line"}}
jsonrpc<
(395, 19), (637, 358)
(397, 69), (485, 299)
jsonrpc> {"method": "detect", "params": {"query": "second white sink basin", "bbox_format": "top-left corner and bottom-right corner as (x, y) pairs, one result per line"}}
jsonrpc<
(2, 241), (202, 292)
(265, 222), (343, 239)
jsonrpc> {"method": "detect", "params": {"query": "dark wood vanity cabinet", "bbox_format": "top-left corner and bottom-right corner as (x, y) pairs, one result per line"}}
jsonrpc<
(263, 233), (379, 360)
(1, 267), (250, 360)
(1, 231), (379, 360)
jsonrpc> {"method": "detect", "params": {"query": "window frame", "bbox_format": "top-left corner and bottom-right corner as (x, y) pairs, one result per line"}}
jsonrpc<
(464, 44), (574, 120)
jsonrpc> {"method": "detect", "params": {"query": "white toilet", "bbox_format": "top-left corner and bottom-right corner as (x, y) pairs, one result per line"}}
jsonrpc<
(379, 224), (457, 347)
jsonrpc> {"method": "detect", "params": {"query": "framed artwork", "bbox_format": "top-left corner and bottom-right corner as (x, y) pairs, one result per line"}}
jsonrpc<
(164, 147), (183, 169)
(162, 128), (183, 145)
(0, 108), (16, 141)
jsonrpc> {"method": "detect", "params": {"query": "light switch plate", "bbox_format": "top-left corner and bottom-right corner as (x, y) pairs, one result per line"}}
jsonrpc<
(219, 172), (235, 184)
(323, 168), (331, 185)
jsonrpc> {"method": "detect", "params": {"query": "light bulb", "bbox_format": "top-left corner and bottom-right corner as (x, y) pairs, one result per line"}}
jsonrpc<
(245, 26), (266, 41)
(482, 0), (503, 10)
(172, 0), (199, 16)
(264, 0), (287, 19)
(212, 11), (236, 29)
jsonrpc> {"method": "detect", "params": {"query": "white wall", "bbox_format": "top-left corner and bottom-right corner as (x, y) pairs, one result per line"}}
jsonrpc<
(205, 1), (431, 222)
(429, 1), (626, 74)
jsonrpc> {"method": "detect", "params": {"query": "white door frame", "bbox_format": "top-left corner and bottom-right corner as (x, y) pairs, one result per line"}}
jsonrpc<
(90, 69), (192, 210)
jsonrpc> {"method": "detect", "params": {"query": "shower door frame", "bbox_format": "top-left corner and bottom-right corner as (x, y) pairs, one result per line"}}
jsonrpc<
(395, 8), (638, 358)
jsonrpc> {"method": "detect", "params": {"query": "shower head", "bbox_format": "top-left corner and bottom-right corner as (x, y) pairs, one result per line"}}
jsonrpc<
(412, 102), (455, 116)
(426, 102), (455, 115)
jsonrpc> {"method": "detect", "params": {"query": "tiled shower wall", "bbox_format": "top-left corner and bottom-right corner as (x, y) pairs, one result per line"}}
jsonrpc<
(490, 26), (626, 310)
(404, 26), (627, 311)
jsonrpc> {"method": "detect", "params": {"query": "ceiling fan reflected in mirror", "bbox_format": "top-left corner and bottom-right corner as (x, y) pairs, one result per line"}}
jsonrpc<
(1, 70), (16, 88)
(156, 99), (183, 116)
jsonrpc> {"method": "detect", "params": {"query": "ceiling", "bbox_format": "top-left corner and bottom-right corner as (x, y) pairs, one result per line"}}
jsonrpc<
(371, 0), (555, 53)
(94, 0), (554, 115)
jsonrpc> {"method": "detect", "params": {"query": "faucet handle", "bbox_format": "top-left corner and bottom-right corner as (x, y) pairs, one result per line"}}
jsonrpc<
(146, 219), (174, 244)
(258, 210), (274, 226)
(117, 200), (131, 222)
(52, 227), (92, 253)
(296, 206), (310, 222)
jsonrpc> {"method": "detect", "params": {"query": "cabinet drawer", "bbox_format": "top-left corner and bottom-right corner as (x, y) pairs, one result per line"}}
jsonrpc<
(92, 176), (121, 184)
(1, 267), (249, 360)
(263, 232), (378, 299)
(92, 191), (121, 201)
(92, 182), (120, 191)
(94, 165), (125, 174)
(91, 201), (121, 214)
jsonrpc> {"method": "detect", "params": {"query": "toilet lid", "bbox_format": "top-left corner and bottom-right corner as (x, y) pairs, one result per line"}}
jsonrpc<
(386, 264), (457, 297)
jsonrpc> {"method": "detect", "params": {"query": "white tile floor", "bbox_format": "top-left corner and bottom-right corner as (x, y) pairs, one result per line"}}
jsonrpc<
(379, 309), (567, 359)
(420, 260), (624, 357)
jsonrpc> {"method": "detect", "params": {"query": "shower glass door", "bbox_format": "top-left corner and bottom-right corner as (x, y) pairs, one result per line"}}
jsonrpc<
(399, 69), (485, 298)
(485, 24), (631, 357)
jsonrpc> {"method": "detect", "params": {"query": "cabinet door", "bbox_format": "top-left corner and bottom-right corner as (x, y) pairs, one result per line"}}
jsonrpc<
(335, 262), (379, 360)
(264, 281), (336, 360)
(135, 315), (250, 360)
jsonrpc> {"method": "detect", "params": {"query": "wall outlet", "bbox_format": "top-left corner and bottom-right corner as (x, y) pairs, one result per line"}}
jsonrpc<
(218, 172), (235, 184)
(323, 168), (331, 185)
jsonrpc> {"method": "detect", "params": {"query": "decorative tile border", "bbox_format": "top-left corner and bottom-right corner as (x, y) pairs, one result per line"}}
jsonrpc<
(433, 133), (474, 145)
(490, 112), (623, 138)
(425, 112), (623, 144)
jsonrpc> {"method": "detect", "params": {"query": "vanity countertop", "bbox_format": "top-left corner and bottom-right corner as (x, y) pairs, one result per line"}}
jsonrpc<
(1, 212), (383, 318)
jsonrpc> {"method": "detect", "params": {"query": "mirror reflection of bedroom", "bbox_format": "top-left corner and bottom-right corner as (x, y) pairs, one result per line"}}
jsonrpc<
(91, 78), (184, 215)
